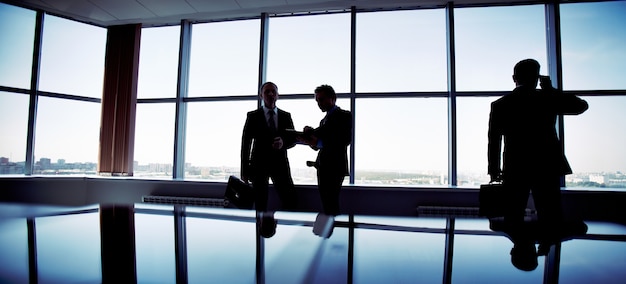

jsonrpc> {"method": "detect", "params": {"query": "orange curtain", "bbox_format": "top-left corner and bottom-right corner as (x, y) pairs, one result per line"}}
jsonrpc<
(98, 24), (141, 176)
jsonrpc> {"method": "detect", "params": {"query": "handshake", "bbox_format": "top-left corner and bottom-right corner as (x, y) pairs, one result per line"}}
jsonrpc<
(285, 127), (319, 149)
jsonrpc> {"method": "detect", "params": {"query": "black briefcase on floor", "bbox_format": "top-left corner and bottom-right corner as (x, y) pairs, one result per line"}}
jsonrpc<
(479, 182), (508, 218)
(224, 175), (254, 209)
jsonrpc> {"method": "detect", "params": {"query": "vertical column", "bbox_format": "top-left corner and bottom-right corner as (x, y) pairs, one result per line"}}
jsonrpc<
(257, 13), (270, 109)
(98, 24), (141, 176)
(545, 1), (566, 187)
(446, 2), (458, 186)
(349, 7), (357, 185)
(173, 20), (192, 179)
(25, 11), (44, 175)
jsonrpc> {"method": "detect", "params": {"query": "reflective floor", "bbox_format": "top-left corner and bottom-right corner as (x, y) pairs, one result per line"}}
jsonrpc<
(1, 202), (625, 284)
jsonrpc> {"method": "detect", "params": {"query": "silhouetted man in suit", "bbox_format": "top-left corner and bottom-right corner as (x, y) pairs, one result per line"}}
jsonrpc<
(488, 59), (588, 254)
(241, 82), (297, 212)
(300, 85), (352, 215)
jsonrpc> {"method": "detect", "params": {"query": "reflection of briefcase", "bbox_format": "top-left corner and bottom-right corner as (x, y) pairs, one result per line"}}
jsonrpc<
(479, 182), (508, 218)
(224, 175), (254, 209)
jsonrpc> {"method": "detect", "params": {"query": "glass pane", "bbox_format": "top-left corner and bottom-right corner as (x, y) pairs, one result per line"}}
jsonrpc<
(279, 98), (351, 185)
(354, 98), (448, 186)
(185, 100), (256, 180)
(0, 91), (29, 174)
(457, 96), (498, 187)
(34, 97), (100, 175)
(455, 5), (546, 91)
(453, 234), (544, 282)
(560, 239), (626, 283)
(356, 9), (447, 92)
(134, 103), (175, 178)
(0, 218), (29, 283)
(188, 20), (260, 97)
(354, 228), (445, 283)
(561, 1), (626, 90)
(186, 217), (256, 283)
(267, 13), (350, 94)
(564, 96), (626, 189)
(36, 213), (102, 283)
(135, 213), (175, 283)
(39, 15), (106, 99)
(0, 3), (35, 89)
(138, 26), (180, 99)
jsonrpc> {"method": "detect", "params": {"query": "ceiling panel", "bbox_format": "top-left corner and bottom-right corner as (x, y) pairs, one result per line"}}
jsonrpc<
(186, 0), (241, 13)
(90, 0), (155, 20)
(137, 0), (197, 17)
(5, 0), (549, 27)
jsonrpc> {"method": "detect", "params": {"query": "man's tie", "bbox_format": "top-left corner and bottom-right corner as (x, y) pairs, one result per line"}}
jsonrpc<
(268, 110), (277, 133)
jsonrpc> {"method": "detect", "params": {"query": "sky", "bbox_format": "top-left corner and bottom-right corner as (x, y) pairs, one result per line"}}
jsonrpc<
(1, 1), (625, 176)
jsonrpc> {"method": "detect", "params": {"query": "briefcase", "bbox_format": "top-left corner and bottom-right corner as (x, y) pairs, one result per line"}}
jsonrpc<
(479, 182), (508, 218)
(224, 175), (254, 209)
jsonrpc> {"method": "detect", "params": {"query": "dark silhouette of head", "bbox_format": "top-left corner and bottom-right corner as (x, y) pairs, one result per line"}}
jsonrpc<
(510, 242), (539, 271)
(513, 59), (540, 88)
(314, 84), (337, 112)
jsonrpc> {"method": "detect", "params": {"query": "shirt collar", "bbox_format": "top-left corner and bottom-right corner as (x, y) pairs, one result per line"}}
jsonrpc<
(263, 105), (277, 114)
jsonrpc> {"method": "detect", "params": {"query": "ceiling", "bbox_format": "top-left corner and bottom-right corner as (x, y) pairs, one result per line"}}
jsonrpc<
(5, 0), (544, 27)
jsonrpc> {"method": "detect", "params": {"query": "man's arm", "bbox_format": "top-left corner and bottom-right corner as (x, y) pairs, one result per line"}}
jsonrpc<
(487, 103), (503, 182)
(241, 113), (253, 183)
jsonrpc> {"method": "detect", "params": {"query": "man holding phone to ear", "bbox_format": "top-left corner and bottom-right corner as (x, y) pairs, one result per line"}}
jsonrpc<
(487, 59), (588, 255)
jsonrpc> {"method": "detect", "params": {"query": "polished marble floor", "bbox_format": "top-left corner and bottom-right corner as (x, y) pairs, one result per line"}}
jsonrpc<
(0, 202), (625, 283)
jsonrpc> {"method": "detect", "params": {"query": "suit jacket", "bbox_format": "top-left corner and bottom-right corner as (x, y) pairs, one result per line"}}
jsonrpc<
(313, 106), (352, 177)
(241, 108), (296, 179)
(488, 86), (588, 178)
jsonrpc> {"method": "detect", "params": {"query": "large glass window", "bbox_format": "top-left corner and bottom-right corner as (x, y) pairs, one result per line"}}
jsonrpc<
(355, 98), (448, 186)
(188, 20), (260, 97)
(134, 103), (175, 178)
(456, 97), (499, 187)
(39, 15), (106, 99)
(137, 26), (180, 99)
(564, 96), (626, 189)
(0, 3), (35, 89)
(356, 9), (447, 92)
(34, 97), (100, 175)
(455, 5), (546, 91)
(560, 1), (626, 90)
(0, 92), (29, 174)
(185, 101), (255, 180)
(267, 13), (350, 94)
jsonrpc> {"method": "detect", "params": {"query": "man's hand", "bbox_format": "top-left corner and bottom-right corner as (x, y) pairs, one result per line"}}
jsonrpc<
(489, 174), (503, 183)
(539, 75), (554, 90)
(272, 137), (284, 150)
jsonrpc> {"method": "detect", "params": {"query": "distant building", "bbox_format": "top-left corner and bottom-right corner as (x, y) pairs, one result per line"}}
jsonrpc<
(589, 174), (607, 184)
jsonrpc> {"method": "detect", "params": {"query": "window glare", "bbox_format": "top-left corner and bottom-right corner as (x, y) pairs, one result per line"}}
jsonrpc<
(0, 3), (35, 89)
(185, 101), (255, 180)
(138, 26), (180, 99)
(565, 96), (626, 189)
(356, 9), (447, 92)
(355, 98), (448, 186)
(0, 92), (29, 174)
(39, 15), (106, 99)
(188, 20), (260, 97)
(134, 103), (175, 177)
(267, 13), (351, 94)
(34, 97), (100, 174)
(455, 5), (546, 91)
(561, 1), (626, 90)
